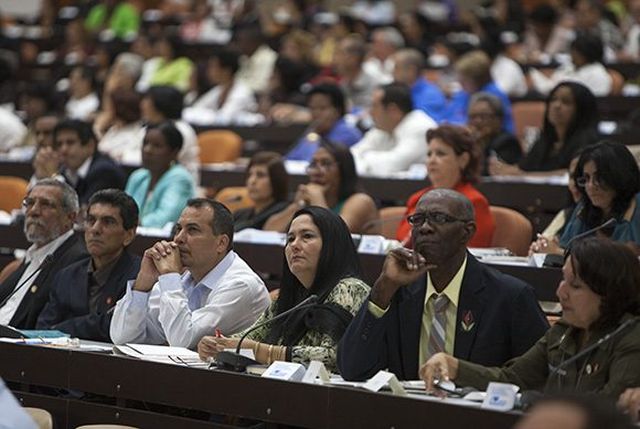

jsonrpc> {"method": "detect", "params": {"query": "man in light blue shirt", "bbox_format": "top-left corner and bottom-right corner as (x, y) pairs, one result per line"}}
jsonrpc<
(110, 199), (270, 349)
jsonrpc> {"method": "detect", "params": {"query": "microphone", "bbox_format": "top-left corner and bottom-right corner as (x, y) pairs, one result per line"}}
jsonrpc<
(215, 294), (318, 372)
(543, 218), (616, 267)
(548, 317), (639, 382)
(0, 255), (53, 310)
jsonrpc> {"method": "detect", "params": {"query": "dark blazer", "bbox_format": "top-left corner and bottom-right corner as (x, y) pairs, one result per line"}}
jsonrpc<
(337, 253), (549, 381)
(0, 233), (88, 329)
(36, 251), (141, 342)
(64, 152), (126, 205)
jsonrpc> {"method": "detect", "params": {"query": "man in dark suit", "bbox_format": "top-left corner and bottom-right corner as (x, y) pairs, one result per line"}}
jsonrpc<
(338, 189), (549, 380)
(37, 189), (141, 341)
(53, 118), (126, 205)
(0, 179), (87, 329)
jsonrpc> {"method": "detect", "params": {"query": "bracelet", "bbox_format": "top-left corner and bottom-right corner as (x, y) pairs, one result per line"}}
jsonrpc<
(253, 341), (259, 358)
(268, 344), (274, 364)
(278, 346), (286, 361)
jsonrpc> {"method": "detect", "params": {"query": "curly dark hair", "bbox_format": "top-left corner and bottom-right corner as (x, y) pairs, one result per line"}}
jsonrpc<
(568, 236), (640, 330)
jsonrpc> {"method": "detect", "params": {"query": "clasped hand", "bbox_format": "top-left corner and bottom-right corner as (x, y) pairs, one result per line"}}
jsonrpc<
(133, 240), (183, 292)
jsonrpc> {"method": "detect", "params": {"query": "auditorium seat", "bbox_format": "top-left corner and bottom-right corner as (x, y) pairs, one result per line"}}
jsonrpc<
(376, 206), (406, 239)
(490, 206), (533, 256)
(197, 130), (243, 164)
(0, 176), (28, 213)
(214, 186), (254, 213)
(511, 101), (545, 151)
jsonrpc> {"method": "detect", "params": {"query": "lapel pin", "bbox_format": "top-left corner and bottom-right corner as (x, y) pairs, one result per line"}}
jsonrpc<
(585, 364), (593, 375)
(30, 285), (38, 293)
(106, 297), (113, 305)
(461, 310), (475, 332)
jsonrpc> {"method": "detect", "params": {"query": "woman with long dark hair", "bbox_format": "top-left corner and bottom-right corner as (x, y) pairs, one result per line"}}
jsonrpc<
(490, 81), (599, 176)
(197, 206), (370, 371)
(532, 141), (640, 255)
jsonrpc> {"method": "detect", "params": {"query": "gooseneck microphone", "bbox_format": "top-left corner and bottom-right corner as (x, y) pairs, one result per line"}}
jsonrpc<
(549, 317), (639, 381)
(214, 294), (318, 372)
(0, 255), (53, 309)
(543, 218), (616, 267)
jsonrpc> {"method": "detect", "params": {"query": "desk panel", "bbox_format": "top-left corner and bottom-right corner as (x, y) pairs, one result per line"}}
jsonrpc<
(68, 352), (329, 428)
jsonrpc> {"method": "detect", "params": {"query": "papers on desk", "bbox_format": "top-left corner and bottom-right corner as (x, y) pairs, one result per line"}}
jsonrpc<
(114, 343), (208, 368)
(234, 228), (286, 245)
(486, 174), (568, 186)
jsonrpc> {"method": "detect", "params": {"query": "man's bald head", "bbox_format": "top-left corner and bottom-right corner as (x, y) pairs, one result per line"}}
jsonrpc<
(417, 189), (475, 221)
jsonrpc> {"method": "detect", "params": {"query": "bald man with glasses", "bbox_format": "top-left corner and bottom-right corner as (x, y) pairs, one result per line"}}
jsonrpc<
(338, 189), (549, 381)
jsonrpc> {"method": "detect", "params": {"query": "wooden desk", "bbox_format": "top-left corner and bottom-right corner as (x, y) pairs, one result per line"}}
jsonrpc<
(0, 341), (520, 429)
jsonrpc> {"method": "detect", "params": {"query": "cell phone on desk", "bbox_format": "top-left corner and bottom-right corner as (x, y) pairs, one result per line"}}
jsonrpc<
(433, 379), (475, 398)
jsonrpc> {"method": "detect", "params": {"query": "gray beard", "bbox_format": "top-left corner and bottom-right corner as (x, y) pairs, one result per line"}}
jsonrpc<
(23, 220), (64, 246)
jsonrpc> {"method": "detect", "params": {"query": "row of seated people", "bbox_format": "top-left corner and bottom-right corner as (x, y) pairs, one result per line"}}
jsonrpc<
(25, 93), (640, 255)
(2, 178), (640, 415)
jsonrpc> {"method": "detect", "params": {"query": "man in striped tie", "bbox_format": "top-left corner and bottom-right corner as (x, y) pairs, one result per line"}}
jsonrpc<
(338, 189), (549, 381)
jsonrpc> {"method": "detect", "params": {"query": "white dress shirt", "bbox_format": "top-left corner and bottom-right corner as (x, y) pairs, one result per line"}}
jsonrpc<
(65, 93), (100, 121)
(0, 229), (74, 325)
(0, 107), (27, 152)
(182, 81), (260, 126)
(529, 62), (612, 96)
(351, 109), (437, 176)
(110, 251), (270, 349)
(491, 54), (528, 98)
(235, 44), (277, 94)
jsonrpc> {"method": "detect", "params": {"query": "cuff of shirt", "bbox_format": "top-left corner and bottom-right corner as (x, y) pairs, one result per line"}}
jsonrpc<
(128, 280), (150, 308)
(367, 300), (388, 318)
(157, 272), (182, 293)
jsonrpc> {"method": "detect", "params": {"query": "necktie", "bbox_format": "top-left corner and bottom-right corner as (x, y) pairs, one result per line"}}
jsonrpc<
(427, 294), (449, 359)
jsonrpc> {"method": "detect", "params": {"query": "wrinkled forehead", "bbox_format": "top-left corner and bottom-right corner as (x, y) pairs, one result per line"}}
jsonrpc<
(416, 193), (462, 216)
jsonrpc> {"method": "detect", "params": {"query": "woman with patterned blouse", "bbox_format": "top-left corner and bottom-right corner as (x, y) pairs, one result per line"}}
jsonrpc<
(197, 206), (370, 372)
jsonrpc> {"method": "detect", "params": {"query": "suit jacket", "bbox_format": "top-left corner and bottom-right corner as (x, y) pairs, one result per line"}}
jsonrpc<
(0, 233), (88, 329)
(65, 152), (127, 205)
(337, 253), (549, 381)
(36, 251), (141, 342)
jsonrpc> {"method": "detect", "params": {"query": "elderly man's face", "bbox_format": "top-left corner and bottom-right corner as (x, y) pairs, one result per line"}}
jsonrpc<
(411, 194), (475, 265)
(23, 185), (75, 247)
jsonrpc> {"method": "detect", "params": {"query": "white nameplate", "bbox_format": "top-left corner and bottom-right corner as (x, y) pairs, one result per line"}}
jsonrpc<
(302, 360), (331, 384)
(261, 361), (306, 382)
(481, 382), (519, 411)
(358, 235), (386, 254)
(363, 370), (407, 396)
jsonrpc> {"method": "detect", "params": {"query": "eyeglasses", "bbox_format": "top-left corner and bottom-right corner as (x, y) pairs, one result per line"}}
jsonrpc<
(22, 197), (59, 211)
(575, 174), (603, 188)
(306, 159), (336, 172)
(407, 211), (471, 227)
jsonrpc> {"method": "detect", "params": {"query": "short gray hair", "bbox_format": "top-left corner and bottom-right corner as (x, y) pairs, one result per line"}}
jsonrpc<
(31, 178), (79, 214)
(374, 27), (405, 49)
(419, 188), (475, 220)
(394, 48), (424, 69)
(469, 91), (504, 118)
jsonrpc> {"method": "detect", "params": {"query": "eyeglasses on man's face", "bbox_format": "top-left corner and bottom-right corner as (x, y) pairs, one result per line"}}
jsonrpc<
(22, 197), (60, 211)
(407, 211), (471, 227)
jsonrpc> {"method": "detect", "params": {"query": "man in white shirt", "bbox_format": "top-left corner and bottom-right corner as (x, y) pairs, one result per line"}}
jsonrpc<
(351, 83), (437, 176)
(0, 179), (87, 329)
(233, 25), (277, 94)
(110, 199), (270, 349)
(362, 27), (405, 85)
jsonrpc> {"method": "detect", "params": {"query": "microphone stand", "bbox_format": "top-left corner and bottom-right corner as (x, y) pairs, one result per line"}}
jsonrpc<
(214, 295), (318, 372)
(543, 218), (616, 267)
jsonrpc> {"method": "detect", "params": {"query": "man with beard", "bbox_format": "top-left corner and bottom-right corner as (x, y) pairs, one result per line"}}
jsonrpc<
(338, 189), (549, 380)
(0, 179), (87, 329)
